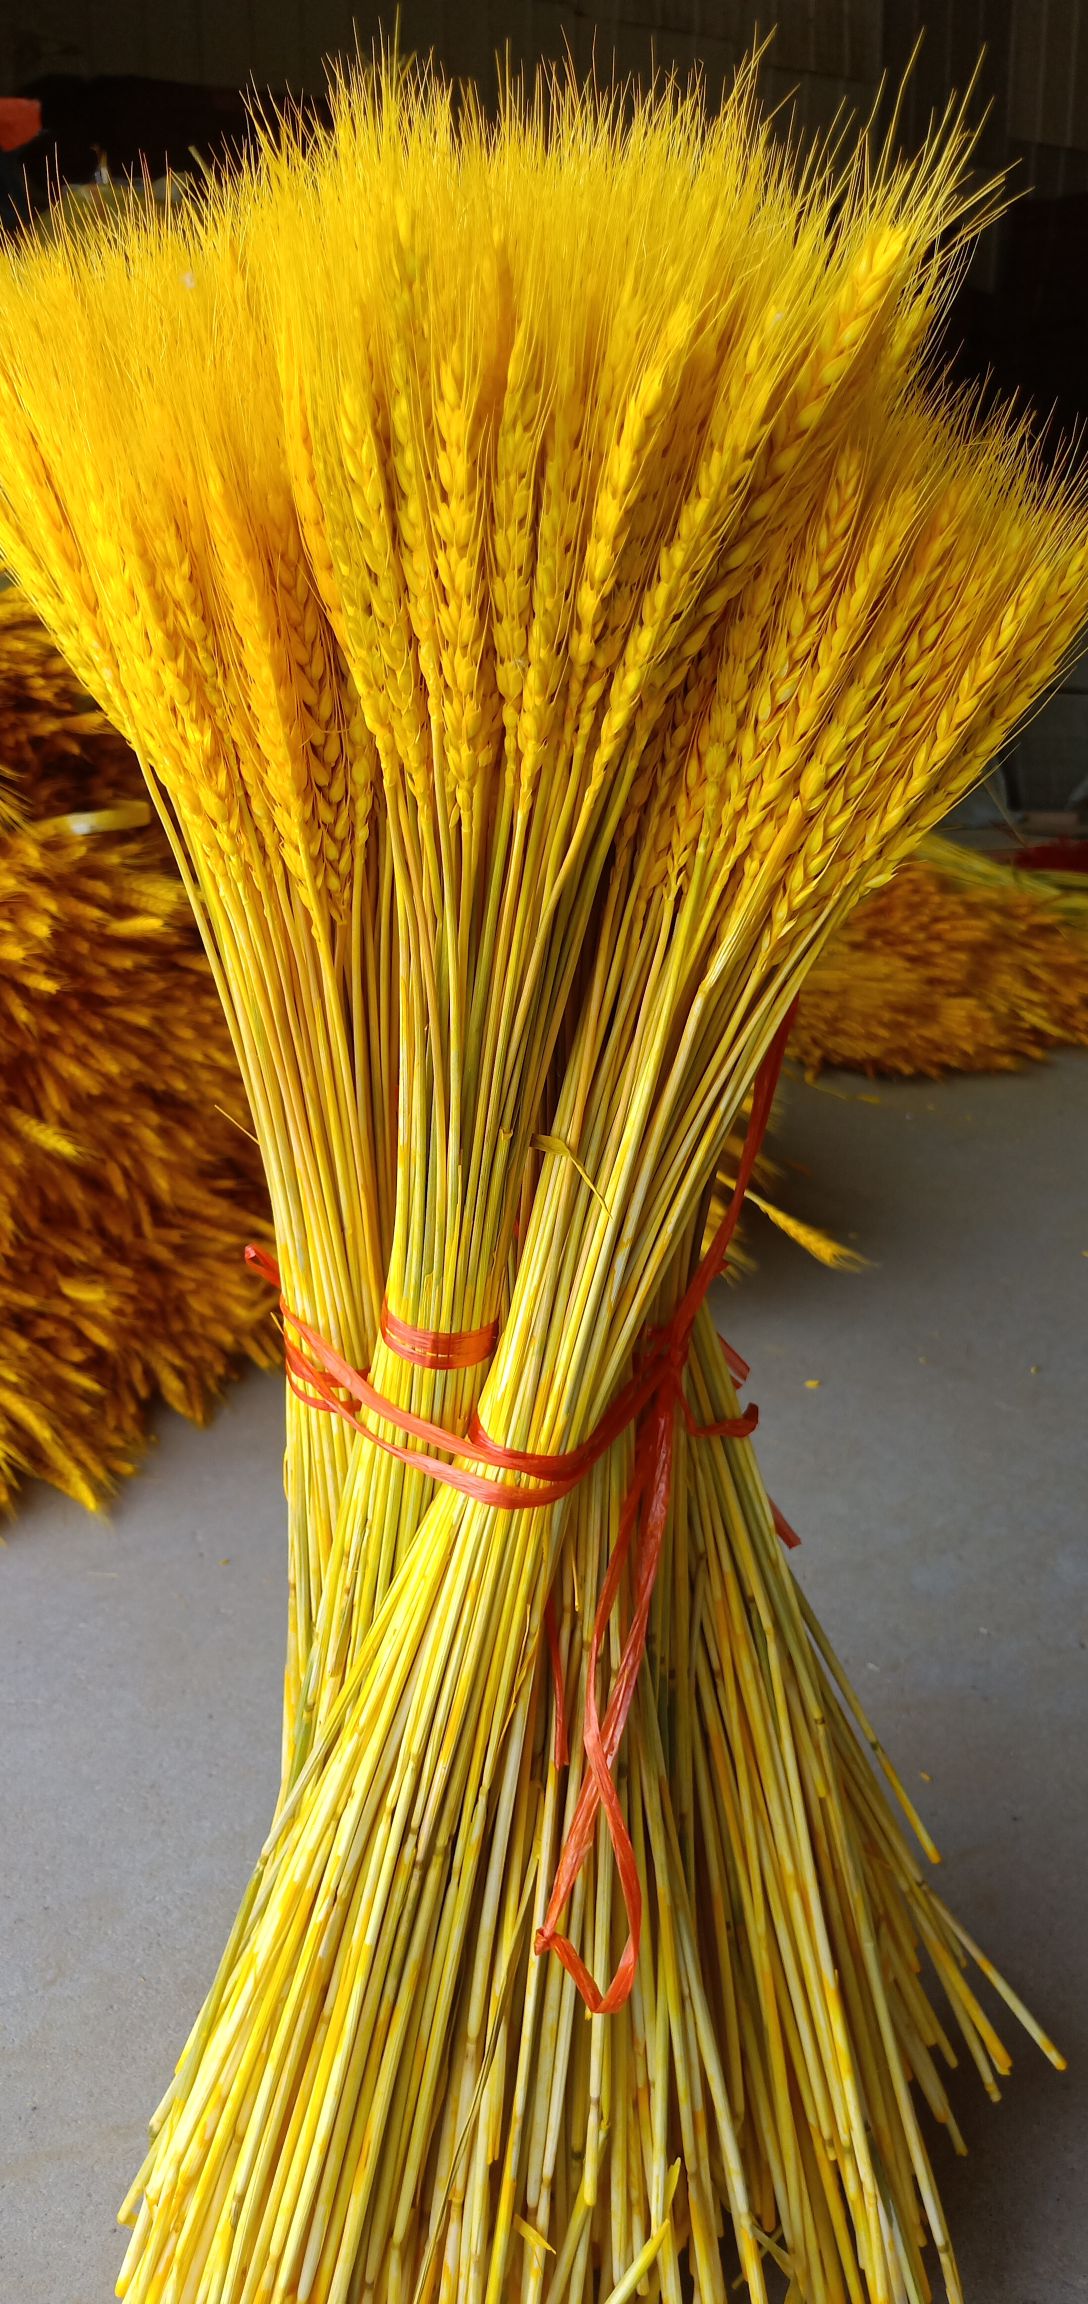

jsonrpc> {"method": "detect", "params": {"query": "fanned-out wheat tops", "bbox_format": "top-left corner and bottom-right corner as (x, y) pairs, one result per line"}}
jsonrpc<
(1, 60), (1086, 2304)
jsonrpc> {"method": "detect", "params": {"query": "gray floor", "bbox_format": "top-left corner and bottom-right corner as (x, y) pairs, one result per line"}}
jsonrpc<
(1, 1058), (1086, 2303)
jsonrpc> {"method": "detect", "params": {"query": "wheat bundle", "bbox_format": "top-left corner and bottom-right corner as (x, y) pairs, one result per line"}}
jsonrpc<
(0, 589), (274, 1511)
(1, 63), (1086, 2304)
(0, 579), (805, 1520)
(794, 830), (1088, 1075)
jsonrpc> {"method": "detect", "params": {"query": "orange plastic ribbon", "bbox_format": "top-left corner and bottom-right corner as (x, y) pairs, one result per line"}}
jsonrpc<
(245, 1247), (736, 1510)
(533, 1004), (794, 2008)
(379, 1299), (499, 1368)
(771, 1498), (801, 1552)
(246, 1002), (796, 2011)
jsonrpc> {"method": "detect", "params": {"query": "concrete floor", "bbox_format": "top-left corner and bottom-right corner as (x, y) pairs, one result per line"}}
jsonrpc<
(1, 1057), (1086, 2303)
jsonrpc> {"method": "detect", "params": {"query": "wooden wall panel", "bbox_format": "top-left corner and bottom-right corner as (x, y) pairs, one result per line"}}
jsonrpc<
(80, 0), (152, 78)
(196, 0), (260, 90)
(1, 0), (883, 102)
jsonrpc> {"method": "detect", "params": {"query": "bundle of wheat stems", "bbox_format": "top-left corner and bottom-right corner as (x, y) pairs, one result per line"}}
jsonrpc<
(0, 588), (274, 1510)
(793, 830), (1088, 1076)
(3, 607), (1077, 1524)
(0, 574), (807, 1518)
(2, 63), (1086, 2304)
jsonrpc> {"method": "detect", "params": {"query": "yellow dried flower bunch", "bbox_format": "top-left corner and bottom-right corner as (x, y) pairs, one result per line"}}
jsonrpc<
(1, 60), (1086, 2304)
(795, 831), (1088, 1075)
(0, 589), (274, 1512)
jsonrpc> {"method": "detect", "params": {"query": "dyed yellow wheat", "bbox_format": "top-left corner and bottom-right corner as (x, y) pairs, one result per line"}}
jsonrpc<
(0, 592), (275, 1512)
(0, 61), (1085, 2304)
(795, 833), (1088, 1076)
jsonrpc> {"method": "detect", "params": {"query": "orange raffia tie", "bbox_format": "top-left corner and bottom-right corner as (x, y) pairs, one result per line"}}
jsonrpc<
(379, 1300), (499, 1369)
(533, 1002), (795, 2009)
(244, 1253), (710, 1511)
(245, 1002), (796, 2012)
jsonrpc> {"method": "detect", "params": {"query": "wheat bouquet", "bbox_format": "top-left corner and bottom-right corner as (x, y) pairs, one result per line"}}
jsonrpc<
(1, 62), (1086, 2304)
